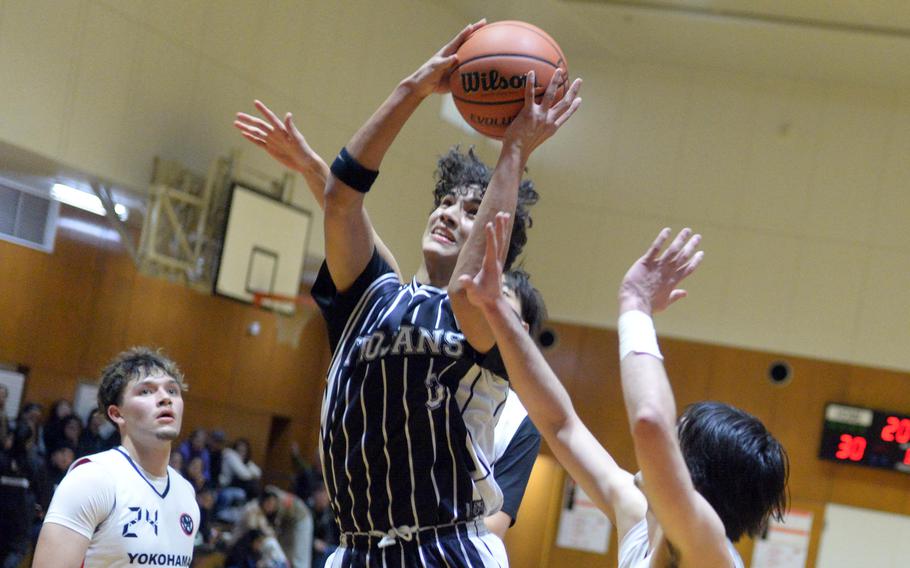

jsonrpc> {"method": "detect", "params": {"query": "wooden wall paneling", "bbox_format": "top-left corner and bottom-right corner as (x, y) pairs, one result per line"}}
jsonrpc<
(124, 273), (238, 404)
(24, 367), (81, 411)
(0, 240), (46, 362)
(706, 347), (779, 421)
(767, 356), (848, 503)
(544, 326), (618, 568)
(500, 457), (570, 568)
(260, 315), (327, 419)
(542, 322), (588, 380)
(572, 326), (625, 445)
(660, 337), (714, 409)
(80, 247), (139, 375)
(24, 233), (101, 372)
(228, 306), (282, 410)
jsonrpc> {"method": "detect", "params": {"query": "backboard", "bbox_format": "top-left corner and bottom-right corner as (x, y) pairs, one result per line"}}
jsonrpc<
(214, 184), (311, 313)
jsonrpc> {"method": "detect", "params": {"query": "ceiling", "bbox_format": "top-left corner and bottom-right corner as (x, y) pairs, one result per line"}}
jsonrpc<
(446, 0), (910, 88)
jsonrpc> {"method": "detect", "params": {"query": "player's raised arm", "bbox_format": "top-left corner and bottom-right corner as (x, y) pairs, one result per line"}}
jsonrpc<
(459, 215), (647, 538)
(234, 100), (402, 280)
(449, 70), (582, 352)
(321, 20), (484, 291)
(617, 228), (730, 564)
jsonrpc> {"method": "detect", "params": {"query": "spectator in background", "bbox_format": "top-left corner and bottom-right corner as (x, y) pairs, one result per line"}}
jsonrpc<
(221, 438), (262, 497)
(185, 455), (211, 494)
(267, 486), (313, 568)
(42, 399), (73, 453)
(169, 448), (184, 472)
(195, 486), (217, 550)
(290, 442), (321, 503)
(52, 415), (82, 455)
(179, 428), (211, 483)
(208, 429), (226, 484)
(309, 485), (338, 568)
(16, 402), (45, 459)
(224, 528), (269, 568)
(0, 424), (40, 568)
(0, 384), (10, 444)
(46, 445), (75, 490)
(78, 408), (117, 457)
(232, 489), (290, 567)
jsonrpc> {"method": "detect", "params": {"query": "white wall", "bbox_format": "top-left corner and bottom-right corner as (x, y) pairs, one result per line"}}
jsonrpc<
(816, 503), (910, 567)
(524, 55), (910, 373)
(1, 0), (909, 372)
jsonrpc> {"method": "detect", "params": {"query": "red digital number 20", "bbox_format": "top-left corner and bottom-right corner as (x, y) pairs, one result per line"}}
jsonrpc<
(881, 416), (910, 444)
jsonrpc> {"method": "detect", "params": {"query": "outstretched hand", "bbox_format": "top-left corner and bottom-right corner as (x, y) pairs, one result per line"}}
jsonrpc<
(458, 212), (511, 311)
(619, 228), (704, 316)
(502, 68), (583, 158)
(234, 100), (323, 174)
(406, 20), (486, 98)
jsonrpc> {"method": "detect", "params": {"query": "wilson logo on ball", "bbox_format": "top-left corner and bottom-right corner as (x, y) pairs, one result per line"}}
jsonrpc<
(460, 70), (530, 94)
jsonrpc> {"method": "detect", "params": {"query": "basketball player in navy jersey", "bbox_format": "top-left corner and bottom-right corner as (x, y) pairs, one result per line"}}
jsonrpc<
(461, 216), (789, 568)
(235, 21), (580, 567)
(33, 347), (199, 568)
(236, 105), (544, 546)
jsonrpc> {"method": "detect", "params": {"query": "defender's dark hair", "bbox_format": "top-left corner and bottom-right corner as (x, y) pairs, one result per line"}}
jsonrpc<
(677, 401), (789, 542)
(97, 347), (186, 425)
(433, 146), (539, 270)
(502, 268), (548, 338)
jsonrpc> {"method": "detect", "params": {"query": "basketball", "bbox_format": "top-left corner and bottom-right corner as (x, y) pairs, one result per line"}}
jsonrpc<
(450, 20), (568, 139)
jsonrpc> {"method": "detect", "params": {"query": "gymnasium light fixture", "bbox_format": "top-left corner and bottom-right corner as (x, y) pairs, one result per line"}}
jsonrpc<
(51, 183), (128, 221)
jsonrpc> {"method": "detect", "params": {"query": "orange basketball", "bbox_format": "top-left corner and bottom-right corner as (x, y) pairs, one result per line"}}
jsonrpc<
(450, 20), (568, 139)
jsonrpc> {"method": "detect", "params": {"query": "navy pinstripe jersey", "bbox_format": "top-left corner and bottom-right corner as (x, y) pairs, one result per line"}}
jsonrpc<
(312, 250), (510, 534)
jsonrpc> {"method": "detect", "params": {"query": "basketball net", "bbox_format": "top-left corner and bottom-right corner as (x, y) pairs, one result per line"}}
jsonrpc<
(252, 293), (314, 349)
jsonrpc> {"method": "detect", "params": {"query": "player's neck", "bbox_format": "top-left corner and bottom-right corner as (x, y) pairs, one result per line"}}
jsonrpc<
(120, 436), (171, 477)
(415, 261), (451, 289)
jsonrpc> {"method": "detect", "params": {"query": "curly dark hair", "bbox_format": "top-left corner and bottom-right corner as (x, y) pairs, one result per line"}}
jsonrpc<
(97, 347), (186, 425)
(678, 401), (789, 542)
(433, 147), (539, 270)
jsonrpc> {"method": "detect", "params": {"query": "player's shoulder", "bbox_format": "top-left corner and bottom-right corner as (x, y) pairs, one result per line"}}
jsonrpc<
(55, 450), (120, 500)
(66, 447), (121, 474)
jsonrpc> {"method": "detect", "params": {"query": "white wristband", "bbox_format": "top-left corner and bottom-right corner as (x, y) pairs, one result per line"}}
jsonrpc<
(618, 310), (663, 361)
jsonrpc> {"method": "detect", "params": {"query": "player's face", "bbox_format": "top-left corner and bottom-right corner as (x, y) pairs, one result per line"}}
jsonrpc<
(422, 186), (481, 271)
(502, 284), (530, 333)
(115, 373), (184, 444)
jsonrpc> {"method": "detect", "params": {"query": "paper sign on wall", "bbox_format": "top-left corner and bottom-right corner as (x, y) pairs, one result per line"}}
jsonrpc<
(751, 508), (813, 568)
(555, 478), (612, 554)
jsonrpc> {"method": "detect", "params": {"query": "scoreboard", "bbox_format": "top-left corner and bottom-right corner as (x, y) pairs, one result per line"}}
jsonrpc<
(819, 403), (910, 473)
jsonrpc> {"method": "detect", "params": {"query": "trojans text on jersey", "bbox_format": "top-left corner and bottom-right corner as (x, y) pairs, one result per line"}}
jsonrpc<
(355, 325), (465, 363)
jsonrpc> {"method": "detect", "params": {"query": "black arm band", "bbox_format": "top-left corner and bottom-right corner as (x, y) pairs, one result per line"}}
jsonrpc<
(330, 147), (379, 194)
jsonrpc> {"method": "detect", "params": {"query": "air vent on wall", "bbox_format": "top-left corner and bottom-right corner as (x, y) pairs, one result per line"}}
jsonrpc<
(0, 176), (59, 253)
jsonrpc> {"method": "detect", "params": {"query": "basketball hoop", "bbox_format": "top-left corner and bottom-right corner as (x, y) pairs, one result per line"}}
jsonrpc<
(251, 292), (316, 349)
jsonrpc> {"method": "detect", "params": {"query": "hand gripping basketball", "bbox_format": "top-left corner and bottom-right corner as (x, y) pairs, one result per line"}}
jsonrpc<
(502, 68), (583, 157)
(406, 20), (487, 98)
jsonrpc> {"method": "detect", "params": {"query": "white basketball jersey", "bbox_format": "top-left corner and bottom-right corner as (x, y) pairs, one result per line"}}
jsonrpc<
(618, 518), (744, 568)
(43, 447), (199, 567)
(491, 390), (529, 464)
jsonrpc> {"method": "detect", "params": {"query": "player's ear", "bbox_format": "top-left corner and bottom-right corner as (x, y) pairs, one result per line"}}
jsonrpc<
(107, 404), (125, 427)
(521, 321), (530, 333)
